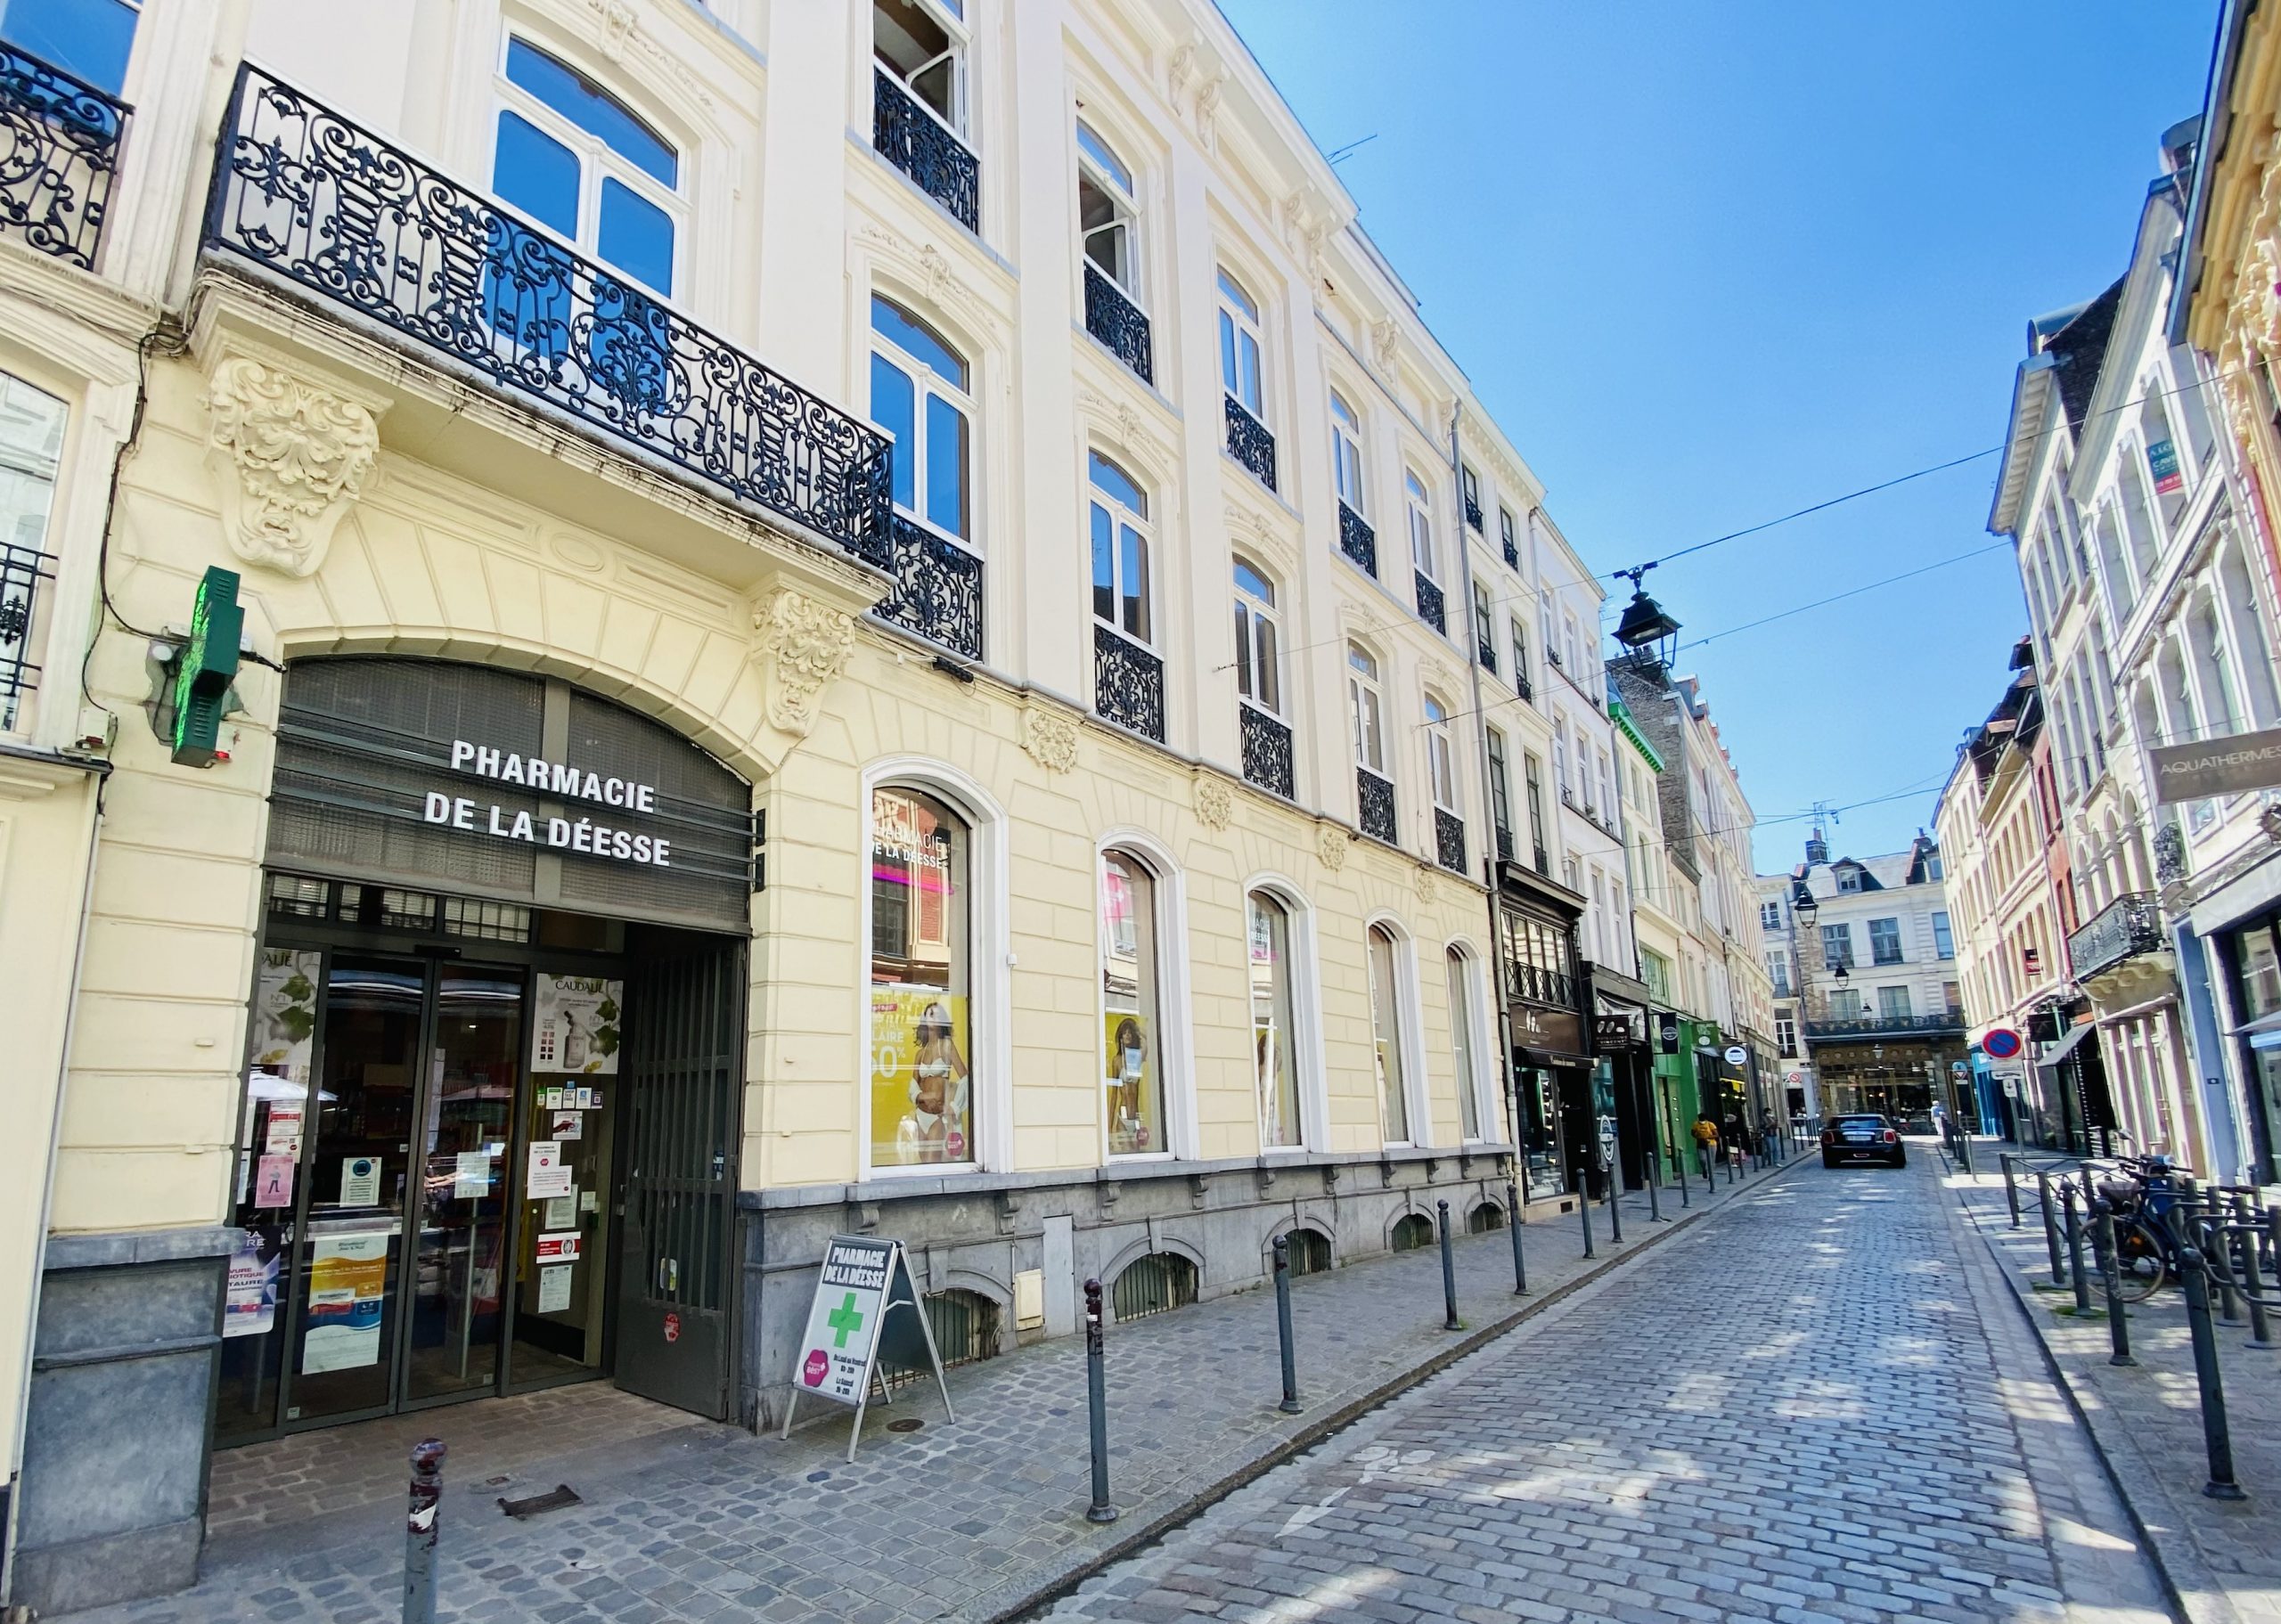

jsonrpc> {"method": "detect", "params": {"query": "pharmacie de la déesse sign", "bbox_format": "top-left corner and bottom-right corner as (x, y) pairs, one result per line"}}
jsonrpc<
(423, 739), (678, 867)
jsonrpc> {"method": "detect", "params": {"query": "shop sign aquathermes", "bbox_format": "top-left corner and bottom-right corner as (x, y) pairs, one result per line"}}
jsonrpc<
(2149, 726), (2281, 803)
(423, 738), (676, 867)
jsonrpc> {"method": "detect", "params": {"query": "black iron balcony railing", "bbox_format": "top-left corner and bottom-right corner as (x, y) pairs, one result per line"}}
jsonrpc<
(1800, 1012), (1966, 1042)
(2068, 892), (2165, 982)
(1337, 501), (1376, 575)
(0, 42), (127, 271)
(1083, 261), (1152, 384)
(1533, 844), (1549, 876)
(1476, 637), (1495, 672)
(1515, 673), (1533, 703)
(0, 542), (53, 730)
(1223, 395), (1275, 491)
(1094, 622), (1164, 741)
(872, 514), (982, 660)
(1413, 571), (1445, 634)
(1508, 963), (1576, 1010)
(871, 69), (978, 233)
(1494, 826), (1514, 864)
(1501, 535), (1519, 569)
(1357, 766), (1396, 844)
(1435, 807), (1466, 875)
(204, 66), (893, 571)
(1464, 497), (1484, 532)
(1239, 704), (1294, 800)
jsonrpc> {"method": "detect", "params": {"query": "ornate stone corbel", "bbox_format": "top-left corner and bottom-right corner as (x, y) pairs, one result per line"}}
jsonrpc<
(754, 587), (854, 736)
(1021, 705), (1080, 773)
(1194, 775), (1233, 831)
(204, 356), (380, 578)
(1317, 826), (1349, 872)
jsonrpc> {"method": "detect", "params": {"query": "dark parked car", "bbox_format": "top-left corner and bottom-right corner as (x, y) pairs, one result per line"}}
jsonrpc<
(1821, 1113), (1906, 1169)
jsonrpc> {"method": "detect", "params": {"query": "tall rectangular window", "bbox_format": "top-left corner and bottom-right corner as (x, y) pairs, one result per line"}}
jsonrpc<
(1877, 985), (1912, 1020)
(1367, 926), (1410, 1144)
(1447, 950), (1481, 1140)
(1524, 755), (1547, 860)
(1764, 951), (1789, 998)
(1486, 727), (1512, 843)
(1776, 1016), (1796, 1057)
(1868, 917), (1902, 966)
(1933, 910), (1954, 959)
(871, 788), (973, 1168)
(1101, 850), (1166, 1156)
(1248, 892), (1301, 1150)
(1821, 922), (1853, 969)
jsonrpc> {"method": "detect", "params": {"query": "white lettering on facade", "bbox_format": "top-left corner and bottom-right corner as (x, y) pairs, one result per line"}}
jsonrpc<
(433, 738), (680, 869)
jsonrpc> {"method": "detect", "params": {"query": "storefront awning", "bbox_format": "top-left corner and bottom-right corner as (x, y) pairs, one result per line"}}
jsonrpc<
(2034, 1021), (2097, 1072)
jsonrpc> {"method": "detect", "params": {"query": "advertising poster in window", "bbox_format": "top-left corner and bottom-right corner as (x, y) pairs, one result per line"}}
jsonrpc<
(1104, 1010), (1156, 1153)
(222, 1228), (280, 1339)
(531, 975), (622, 1074)
(249, 949), (321, 1080)
(302, 1231), (389, 1373)
(871, 986), (970, 1164)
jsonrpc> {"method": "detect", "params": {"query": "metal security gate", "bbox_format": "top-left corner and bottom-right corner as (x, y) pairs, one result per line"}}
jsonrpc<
(614, 943), (744, 1418)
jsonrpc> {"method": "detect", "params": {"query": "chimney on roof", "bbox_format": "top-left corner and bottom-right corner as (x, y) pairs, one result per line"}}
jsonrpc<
(1804, 824), (1828, 867)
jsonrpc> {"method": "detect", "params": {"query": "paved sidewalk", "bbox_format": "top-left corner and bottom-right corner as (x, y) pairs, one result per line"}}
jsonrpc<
(69, 1155), (1796, 1624)
(1942, 1140), (2281, 1624)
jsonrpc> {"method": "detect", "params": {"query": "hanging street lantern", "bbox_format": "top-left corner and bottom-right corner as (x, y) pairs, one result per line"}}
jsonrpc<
(1611, 564), (1682, 671)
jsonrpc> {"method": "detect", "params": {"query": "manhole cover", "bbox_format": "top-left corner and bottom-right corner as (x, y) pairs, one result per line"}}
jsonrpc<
(498, 1485), (582, 1519)
(887, 1418), (924, 1433)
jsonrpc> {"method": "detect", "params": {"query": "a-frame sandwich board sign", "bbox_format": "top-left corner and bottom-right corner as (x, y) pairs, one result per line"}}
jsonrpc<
(780, 1235), (955, 1462)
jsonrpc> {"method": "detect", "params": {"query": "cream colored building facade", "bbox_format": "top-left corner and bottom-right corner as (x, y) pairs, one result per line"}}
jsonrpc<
(0, 0), (1615, 1608)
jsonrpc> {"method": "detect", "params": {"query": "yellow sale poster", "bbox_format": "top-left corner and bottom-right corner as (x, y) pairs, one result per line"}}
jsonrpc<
(871, 986), (970, 1165)
(1103, 1011), (1157, 1154)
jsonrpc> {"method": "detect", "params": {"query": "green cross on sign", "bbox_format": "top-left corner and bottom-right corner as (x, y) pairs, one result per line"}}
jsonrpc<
(826, 1291), (864, 1349)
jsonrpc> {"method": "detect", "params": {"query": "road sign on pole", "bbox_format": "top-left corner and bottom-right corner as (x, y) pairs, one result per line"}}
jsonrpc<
(1983, 1028), (2023, 1061)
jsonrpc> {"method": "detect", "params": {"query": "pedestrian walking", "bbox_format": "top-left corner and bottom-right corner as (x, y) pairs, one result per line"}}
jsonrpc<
(1691, 1114), (1719, 1180)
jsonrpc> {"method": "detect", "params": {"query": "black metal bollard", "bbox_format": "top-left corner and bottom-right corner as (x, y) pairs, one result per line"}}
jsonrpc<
(1645, 1136), (1664, 1223)
(1436, 1200), (1459, 1331)
(1957, 1128), (1973, 1176)
(2178, 1243), (2247, 1500)
(2092, 1196), (2134, 1366)
(1606, 1171), (1623, 1245)
(1271, 1235), (1300, 1412)
(2001, 1154), (2022, 1228)
(1507, 1179), (1528, 1293)
(2038, 1171), (2065, 1286)
(1083, 1278), (1116, 1522)
(2065, 1183), (2092, 1315)
(1577, 1179), (1595, 1259)
(404, 1438), (445, 1624)
(2235, 1195), (2272, 1352)
(1674, 1142), (1690, 1209)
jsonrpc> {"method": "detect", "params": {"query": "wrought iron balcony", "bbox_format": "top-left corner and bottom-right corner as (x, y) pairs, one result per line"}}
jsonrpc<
(1357, 766), (1396, 844)
(1502, 535), (1519, 569)
(871, 69), (978, 233)
(0, 542), (54, 730)
(1413, 571), (1445, 634)
(1083, 261), (1152, 384)
(1508, 962), (1576, 1009)
(0, 42), (127, 271)
(1494, 826), (1514, 864)
(1094, 623), (1164, 741)
(1476, 637), (1496, 672)
(204, 66), (893, 571)
(1337, 502), (1376, 575)
(1800, 1012), (1967, 1043)
(1515, 673), (1533, 703)
(1464, 497), (1484, 532)
(1239, 704), (1294, 800)
(1224, 396), (1275, 491)
(2068, 892), (2165, 982)
(1533, 844), (1549, 877)
(872, 514), (982, 661)
(1435, 808), (1467, 875)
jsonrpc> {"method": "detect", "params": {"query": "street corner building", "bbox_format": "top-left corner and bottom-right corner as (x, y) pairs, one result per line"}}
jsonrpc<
(0, 0), (1650, 1611)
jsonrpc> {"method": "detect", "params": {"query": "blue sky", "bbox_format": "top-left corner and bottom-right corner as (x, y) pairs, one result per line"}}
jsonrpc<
(1217, 0), (2219, 874)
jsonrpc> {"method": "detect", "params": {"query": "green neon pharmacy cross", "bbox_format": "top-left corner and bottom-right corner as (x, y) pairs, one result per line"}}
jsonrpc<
(827, 1292), (864, 1349)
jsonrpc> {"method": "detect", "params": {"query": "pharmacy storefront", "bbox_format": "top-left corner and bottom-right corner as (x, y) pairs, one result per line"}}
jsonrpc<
(217, 657), (756, 1442)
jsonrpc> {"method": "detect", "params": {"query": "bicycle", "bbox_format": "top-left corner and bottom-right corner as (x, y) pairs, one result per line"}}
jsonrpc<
(2088, 1154), (2188, 1303)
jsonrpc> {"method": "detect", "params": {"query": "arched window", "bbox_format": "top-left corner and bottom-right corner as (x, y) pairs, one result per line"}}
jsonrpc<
(1424, 692), (1457, 812)
(1248, 891), (1302, 1149)
(1233, 557), (1281, 716)
(1076, 119), (1139, 295)
(1348, 644), (1386, 773)
(1406, 469), (1435, 583)
(1218, 268), (1264, 419)
(870, 296), (972, 542)
(1367, 923), (1411, 1144)
(872, 0), (968, 137)
(870, 787), (974, 1168)
(1285, 1227), (1331, 1276)
(1111, 1252), (1196, 1319)
(1330, 392), (1366, 514)
(1389, 1212), (1433, 1252)
(1101, 849), (1166, 1156)
(493, 37), (680, 294)
(1089, 452), (1150, 644)
(1447, 947), (1482, 1141)
(1467, 1202), (1504, 1235)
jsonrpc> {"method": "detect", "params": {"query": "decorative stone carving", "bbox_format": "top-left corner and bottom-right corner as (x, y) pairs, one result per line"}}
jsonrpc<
(1022, 706), (1080, 773)
(1369, 318), (1399, 375)
(857, 223), (983, 321)
(1317, 825), (1349, 871)
(754, 588), (854, 735)
(1194, 775), (1233, 830)
(1192, 77), (1223, 145)
(204, 357), (380, 578)
(1413, 865), (1436, 906)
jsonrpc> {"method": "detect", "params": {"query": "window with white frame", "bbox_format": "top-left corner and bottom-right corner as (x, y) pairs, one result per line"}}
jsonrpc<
(870, 786), (974, 1168)
(1499, 506), (1518, 562)
(869, 296), (972, 542)
(1447, 948), (1482, 1138)
(872, 0), (968, 136)
(1249, 891), (1303, 1150)
(1524, 754), (1547, 857)
(1776, 1016), (1796, 1057)
(1459, 465), (1481, 526)
(1089, 451), (1151, 644)
(1232, 556), (1281, 717)
(1349, 644), (1386, 774)
(1076, 119), (1139, 296)
(1759, 900), (1781, 932)
(1765, 949), (1790, 997)
(1101, 849), (1167, 1156)
(0, 371), (64, 732)
(1474, 584), (1495, 667)
(1508, 617), (1529, 686)
(1366, 924), (1411, 1143)
(1217, 268), (1265, 420)
(493, 37), (681, 295)
(1425, 693), (1458, 812)
(1406, 469), (1435, 583)
(1485, 727), (1512, 845)
(1331, 391), (1366, 514)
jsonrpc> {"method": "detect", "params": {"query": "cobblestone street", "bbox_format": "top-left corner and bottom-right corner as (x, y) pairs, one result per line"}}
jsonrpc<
(1048, 1156), (2174, 1624)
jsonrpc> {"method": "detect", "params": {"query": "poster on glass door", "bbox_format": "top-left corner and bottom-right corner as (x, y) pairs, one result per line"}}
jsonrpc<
(531, 975), (623, 1074)
(302, 1231), (389, 1373)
